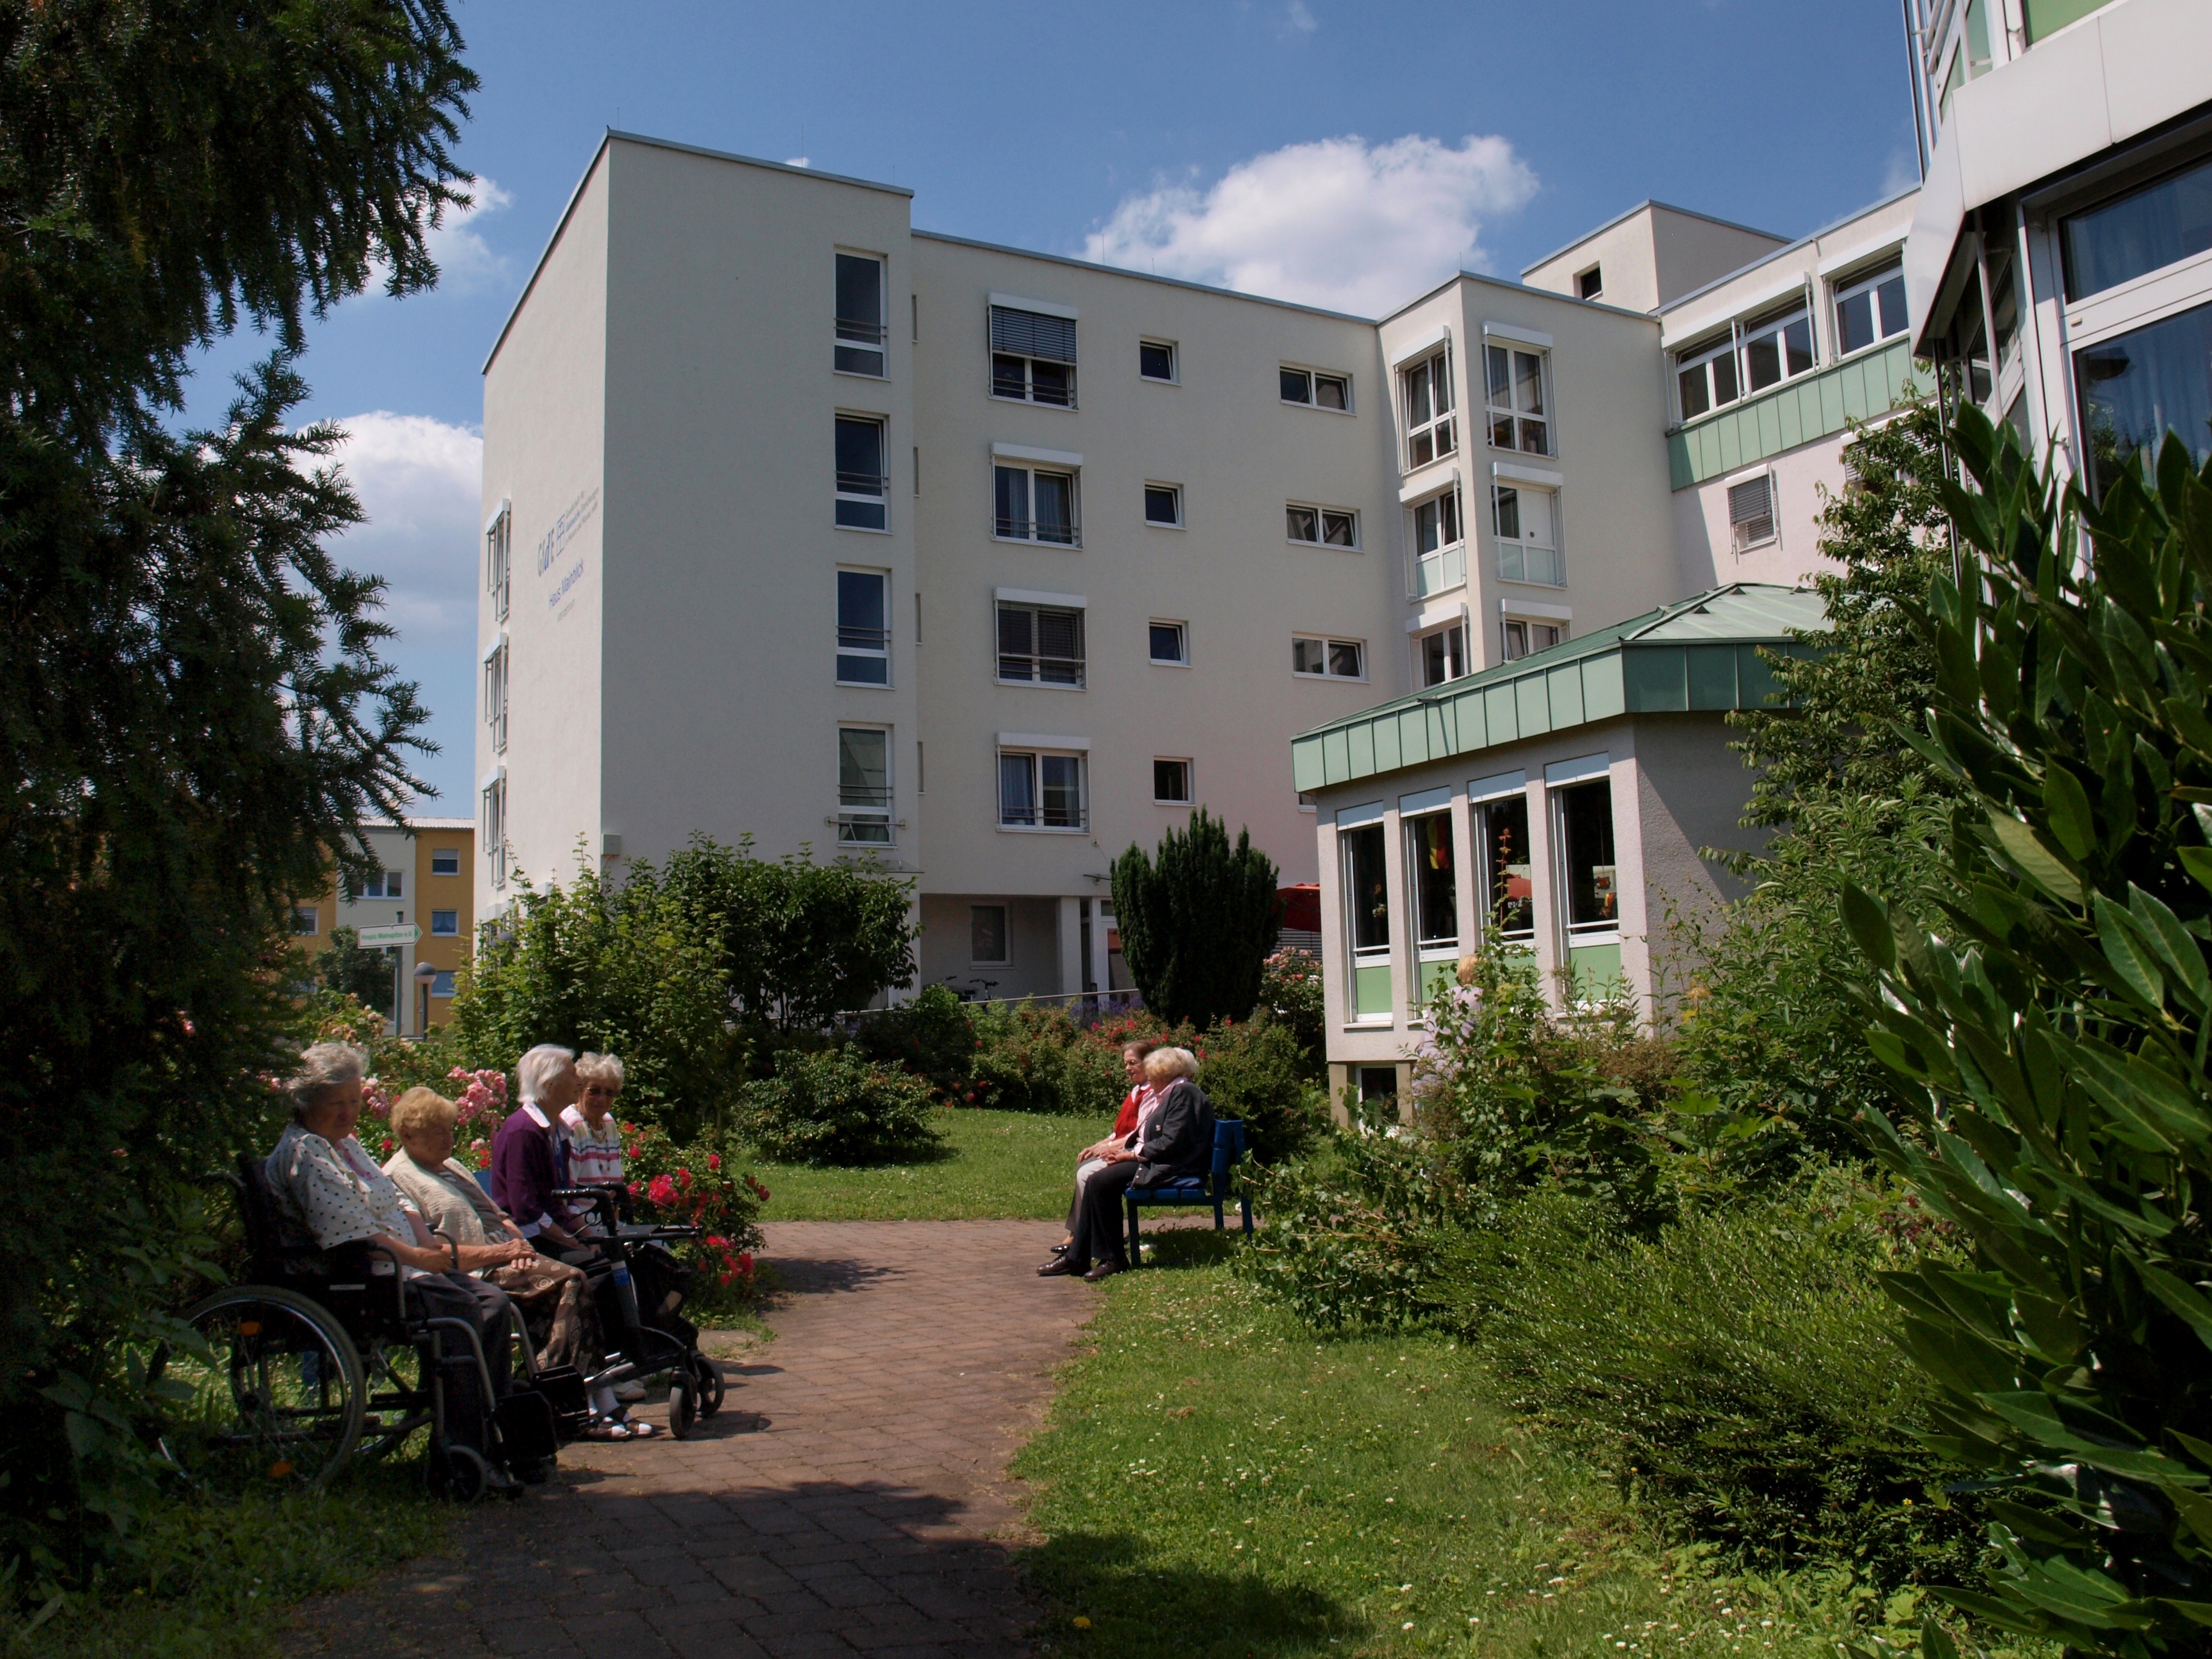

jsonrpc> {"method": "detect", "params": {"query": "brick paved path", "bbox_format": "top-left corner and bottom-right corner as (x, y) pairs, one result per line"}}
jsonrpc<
(286, 1219), (1093, 1659)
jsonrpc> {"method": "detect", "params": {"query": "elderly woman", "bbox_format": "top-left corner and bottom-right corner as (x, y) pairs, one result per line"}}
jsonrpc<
(265, 1043), (531, 1488)
(1050, 1039), (1161, 1258)
(560, 1053), (628, 1193)
(382, 1087), (645, 1440)
(1042, 1046), (1216, 1282)
(491, 1044), (592, 1250)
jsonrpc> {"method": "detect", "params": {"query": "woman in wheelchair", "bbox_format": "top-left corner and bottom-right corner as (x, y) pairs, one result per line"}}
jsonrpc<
(383, 1085), (646, 1440)
(267, 1044), (534, 1492)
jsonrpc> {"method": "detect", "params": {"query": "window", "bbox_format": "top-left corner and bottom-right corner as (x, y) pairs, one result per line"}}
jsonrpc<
(835, 415), (888, 530)
(1728, 473), (1777, 552)
(1409, 486), (1465, 598)
(293, 905), (320, 936)
(1341, 821), (1390, 1021)
(2062, 153), (2212, 302)
(834, 253), (887, 376)
(997, 601), (1085, 686)
(1834, 263), (1908, 356)
(1484, 343), (1549, 455)
(999, 749), (1086, 830)
(2076, 298), (2212, 501)
(971, 904), (1009, 964)
(430, 910), (460, 937)
(1293, 635), (1365, 679)
(1153, 758), (1192, 804)
(837, 569), (891, 685)
(356, 870), (404, 899)
(1418, 623), (1467, 688)
(1675, 333), (1739, 420)
(993, 465), (1078, 544)
(1741, 303), (1814, 394)
(1576, 266), (1604, 301)
(1401, 349), (1456, 467)
(1987, 245), (2022, 379)
(837, 726), (893, 845)
(485, 504), (510, 625)
(1281, 366), (1350, 410)
(990, 304), (1076, 406)
(1148, 621), (1188, 665)
(430, 970), (457, 999)
(1406, 808), (1458, 1004)
(1285, 503), (1357, 548)
(1502, 618), (1562, 660)
(483, 637), (508, 754)
(1144, 484), (1182, 526)
(431, 848), (460, 876)
(481, 776), (507, 890)
(1556, 779), (1619, 937)
(1493, 486), (1563, 586)
(1358, 1066), (1398, 1102)
(1140, 340), (1177, 382)
(1475, 794), (1534, 940)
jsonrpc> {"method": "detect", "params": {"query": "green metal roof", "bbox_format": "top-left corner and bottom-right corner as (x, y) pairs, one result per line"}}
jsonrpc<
(1290, 583), (1831, 793)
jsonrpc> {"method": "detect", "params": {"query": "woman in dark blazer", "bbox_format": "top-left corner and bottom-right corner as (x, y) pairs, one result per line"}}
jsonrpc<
(1043, 1046), (1216, 1281)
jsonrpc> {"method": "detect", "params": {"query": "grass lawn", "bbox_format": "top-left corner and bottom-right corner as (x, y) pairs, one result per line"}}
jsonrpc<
(746, 1106), (1099, 1220)
(1011, 1232), (1976, 1659)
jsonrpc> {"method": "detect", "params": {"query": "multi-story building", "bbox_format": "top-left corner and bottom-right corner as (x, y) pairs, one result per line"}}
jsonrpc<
(478, 133), (1905, 1006)
(292, 816), (476, 1033)
(1904, 0), (2212, 494)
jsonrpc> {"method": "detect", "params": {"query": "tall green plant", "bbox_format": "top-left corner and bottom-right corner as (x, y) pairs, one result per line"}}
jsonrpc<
(1846, 412), (2212, 1652)
(1110, 809), (1279, 1028)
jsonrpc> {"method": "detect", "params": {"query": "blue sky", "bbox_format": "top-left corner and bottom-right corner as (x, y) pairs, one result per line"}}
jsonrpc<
(187, 1), (1922, 810)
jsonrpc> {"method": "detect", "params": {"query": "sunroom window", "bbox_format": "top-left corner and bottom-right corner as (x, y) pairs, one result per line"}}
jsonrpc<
(1475, 794), (1534, 942)
(1407, 809), (1458, 1010)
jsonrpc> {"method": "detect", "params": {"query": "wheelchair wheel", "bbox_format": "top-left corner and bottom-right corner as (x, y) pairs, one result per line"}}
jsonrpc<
(666, 1377), (695, 1441)
(440, 1444), (492, 1503)
(692, 1354), (725, 1417)
(147, 1285), (367, 1489)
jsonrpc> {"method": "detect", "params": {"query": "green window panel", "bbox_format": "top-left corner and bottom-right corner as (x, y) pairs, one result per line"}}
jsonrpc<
(1515, 674), (1552, 738)
(1485, 683), (1520, 745)
(1373, 717), (1402, 775)
(1547, 662), (1586, 728)
(1354, 963), (1394, 1019)
(1415, 956), (1459, 1010)
(1583, 654), (1627, 721)
(2024, 0), (2110, 42)
(1347, 722), (1375, 778)
(1322, 726), (1351, 784)
(1567, 940), (1624, 1000)
(1666, 341), (1914, 488)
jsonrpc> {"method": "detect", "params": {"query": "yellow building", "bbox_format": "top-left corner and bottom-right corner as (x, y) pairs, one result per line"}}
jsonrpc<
(291, 816), (476, 1034)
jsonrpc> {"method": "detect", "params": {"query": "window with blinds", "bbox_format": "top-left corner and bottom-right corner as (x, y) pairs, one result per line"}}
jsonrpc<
(1728, 474), (1776, 552)
(996, 601), (1085, 686)
(990, 304), (1077, 406)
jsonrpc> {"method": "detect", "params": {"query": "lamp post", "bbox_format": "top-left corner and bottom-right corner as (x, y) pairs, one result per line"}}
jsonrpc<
(413, 959), (440, 1039)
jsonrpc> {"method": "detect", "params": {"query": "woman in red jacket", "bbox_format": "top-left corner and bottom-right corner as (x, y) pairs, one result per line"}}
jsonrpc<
(1051, 1039), (1161, 1257)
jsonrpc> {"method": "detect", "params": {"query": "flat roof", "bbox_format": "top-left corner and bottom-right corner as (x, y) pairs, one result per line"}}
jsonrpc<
(1518, 198), (1789, 281)
(1292, 583), (1831, 793)
(911, 229), (1378, 325)
(1655, 186), (1922, 322)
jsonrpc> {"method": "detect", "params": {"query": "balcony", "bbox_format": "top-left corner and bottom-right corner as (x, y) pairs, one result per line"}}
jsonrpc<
(1665, 340), (1914, 490)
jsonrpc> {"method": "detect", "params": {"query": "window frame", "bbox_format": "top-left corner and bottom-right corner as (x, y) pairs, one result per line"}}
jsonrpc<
(834, 413), (890, 532)
(1339, 819), (1392, 1025)
(1575, 265), (1604, 301)
(836, 567), (893, 686)
(1400, 347), (1458, 469)
(997, 746), (1088, 833)
(1416, 621), (1469, 688)
(1148, 619), (1190, 667)
(1473, 789), (1536, 945)
(1404, 806), (1460, 959)
(1407, 483), (1465, 600)
(991, 463), (1081, 546)
(1285, 501), (1359, 549)
(1492, 483), (1565, 587)
(1501, 617), (1564, 661)
(1552, 777), (1621, 945)
(1280, 364), (1353, 412)
(431, 848), (460, 876)
(429, 970), (457, 999)
(292, 905), (320, 936)
(1483, 341), (1552, 457)
(1830, 260), (1910, 359)
(1152, 757), (1193, 805)
(995, 598), (1087, 688)
(481, 774), (507, 890)
(834, 250), (889, 378)
(1726, 469), (1778, 554)
(970, 903), (1011, 965)
(484, 502), (511, 625)
(836, 725), (895, 846)
(989, 303), (1078, 409)
(482, 635), (509, 754)
(1292, 634), (1367, 682)
(1739, 300), (1816, 397)
(1143, 483), (1184, 528)
(1139, 339), (1178, 383)
(429, 909), (460, 937)
(1674, 329), (1741, 423)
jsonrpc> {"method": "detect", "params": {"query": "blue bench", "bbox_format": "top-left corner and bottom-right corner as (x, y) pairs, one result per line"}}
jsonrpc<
(1125, 1118), (1252, 1265)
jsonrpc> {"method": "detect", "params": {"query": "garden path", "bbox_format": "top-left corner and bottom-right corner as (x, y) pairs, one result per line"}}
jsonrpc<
(284, 1218), (1094, 1659)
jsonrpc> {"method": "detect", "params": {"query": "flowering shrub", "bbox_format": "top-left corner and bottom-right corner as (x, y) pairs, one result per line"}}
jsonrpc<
(1257, 948), (1324, 1077)
(852, 983), (977, 1100)
(621, 1120), (766, 1295)
(745, 1047), (940, 1164)
(964, 1002), (1134, 1116)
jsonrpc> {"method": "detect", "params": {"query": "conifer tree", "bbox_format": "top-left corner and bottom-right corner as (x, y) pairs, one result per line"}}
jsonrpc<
(1111, 809), (1281, 1029)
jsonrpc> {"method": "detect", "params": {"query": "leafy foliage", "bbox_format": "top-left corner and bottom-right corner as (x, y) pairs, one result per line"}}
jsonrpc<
(852, 982), (979, 1101)
(309, 925), (397, 1011)
(1188, 1012), (1324, 1165)
(1110, 808), (1281, 1028)
(1257, 948), (1326, 1079)
(742, 1047), (942, 1166)
(620, 1119), (767, 1299)
(964, 1000), (1128, 1116)
(1844, 414), (2212, 1652)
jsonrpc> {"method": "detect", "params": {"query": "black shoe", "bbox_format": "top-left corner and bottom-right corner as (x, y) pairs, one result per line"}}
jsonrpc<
(1050, 1242), (1069, 1256)
(1038, 1257), (1081, 1277)
(1083, 1259), (1124, 1282)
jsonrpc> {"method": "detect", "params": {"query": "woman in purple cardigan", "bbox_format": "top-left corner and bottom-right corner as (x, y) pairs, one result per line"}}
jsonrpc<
(490, 1044), (589, 1252)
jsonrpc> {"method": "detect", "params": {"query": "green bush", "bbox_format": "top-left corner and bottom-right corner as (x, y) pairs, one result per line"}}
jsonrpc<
(1469, 1184), (1978, 1590)
(1236, 1131), (1460, 1328)
(1257, 948), (1326, 1080)
(964, 1001), (1128, 1116)
(1193, 1012), (1324, 1164)
(742, 1047), (941, 1165)
(853, 983), (977, 1100)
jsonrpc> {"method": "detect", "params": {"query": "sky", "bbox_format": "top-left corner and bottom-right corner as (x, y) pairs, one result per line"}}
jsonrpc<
(183, 0), (1925, 811)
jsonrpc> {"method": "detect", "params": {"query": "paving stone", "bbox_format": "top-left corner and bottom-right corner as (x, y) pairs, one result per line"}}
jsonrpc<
(283, 1220), (1092, 1657)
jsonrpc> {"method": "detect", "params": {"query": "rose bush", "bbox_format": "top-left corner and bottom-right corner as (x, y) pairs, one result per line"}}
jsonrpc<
(622, 1120), (767, 1296)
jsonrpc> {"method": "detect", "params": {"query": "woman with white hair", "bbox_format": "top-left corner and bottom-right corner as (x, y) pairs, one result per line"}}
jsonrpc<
(489, 1044), (590, 1252)
(560, 1052), (628, 1192)
(1042, 1045), (1215, 1282)
(264, 1043), (534, 1487)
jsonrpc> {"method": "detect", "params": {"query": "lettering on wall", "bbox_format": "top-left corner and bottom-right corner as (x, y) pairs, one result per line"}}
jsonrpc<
(535, 486), (600, 577)
(549, 558), (586, 611)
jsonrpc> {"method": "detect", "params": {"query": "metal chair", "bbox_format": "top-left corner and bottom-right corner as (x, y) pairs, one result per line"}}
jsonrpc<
(1124, 1118), (1252, 1265)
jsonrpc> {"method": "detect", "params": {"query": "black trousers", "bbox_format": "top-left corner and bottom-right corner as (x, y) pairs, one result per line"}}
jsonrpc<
(409, 1272), (515, 1459)
(1068, 1160), (1142, 1270)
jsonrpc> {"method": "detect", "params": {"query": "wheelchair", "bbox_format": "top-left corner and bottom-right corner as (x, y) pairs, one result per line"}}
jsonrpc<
(533, 1180), (727, 1440)
(144, 1154), (581, 1501)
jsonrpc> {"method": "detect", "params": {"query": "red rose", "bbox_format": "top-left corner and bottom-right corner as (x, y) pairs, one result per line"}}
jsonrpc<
(706, 1151), (721, 1171)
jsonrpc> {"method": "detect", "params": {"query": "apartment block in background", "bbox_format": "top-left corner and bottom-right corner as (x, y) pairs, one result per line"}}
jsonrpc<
(291, 816), (475, 1034)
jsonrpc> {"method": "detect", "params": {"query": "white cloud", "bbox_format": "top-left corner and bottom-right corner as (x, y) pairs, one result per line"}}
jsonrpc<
(366, 178), (514, 300)
(1081, 134), (1537, 316)
(1284, 1), (1318, 33)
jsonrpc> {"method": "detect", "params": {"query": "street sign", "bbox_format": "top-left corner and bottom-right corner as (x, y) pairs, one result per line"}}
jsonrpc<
(356, 923), (420, 948)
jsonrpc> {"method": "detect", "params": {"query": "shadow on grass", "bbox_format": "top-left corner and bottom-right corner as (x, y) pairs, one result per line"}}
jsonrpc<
(1132, 1227), (1244, 1272)
(1018, 1530), (1362, 1658)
